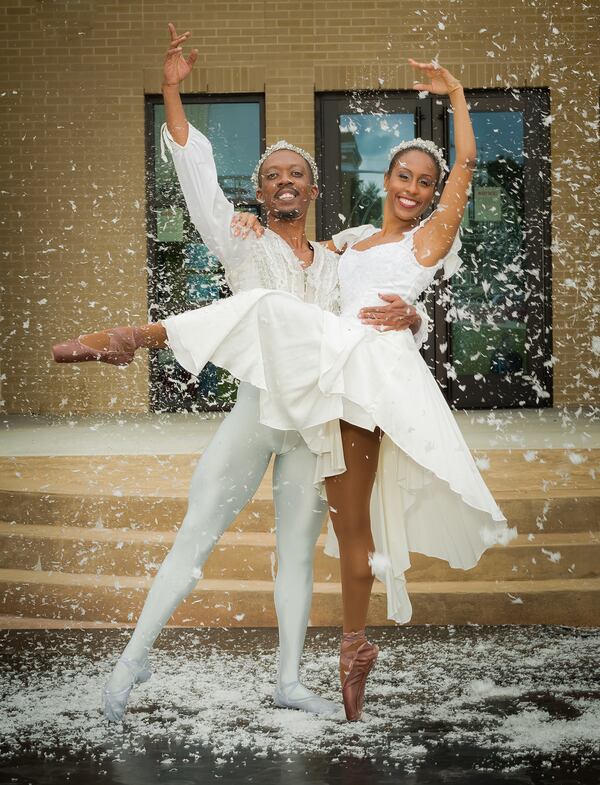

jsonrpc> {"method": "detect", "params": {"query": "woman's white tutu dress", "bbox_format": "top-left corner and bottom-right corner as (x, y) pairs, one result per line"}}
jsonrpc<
(163, 224), (516, 623)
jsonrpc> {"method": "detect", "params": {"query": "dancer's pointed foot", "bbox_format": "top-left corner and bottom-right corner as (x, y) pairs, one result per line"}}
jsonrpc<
(273, 681), (340, 717)
(52, 327), (141, 366)
(340, 631), (379, 722)
(102, 656), (152, 723)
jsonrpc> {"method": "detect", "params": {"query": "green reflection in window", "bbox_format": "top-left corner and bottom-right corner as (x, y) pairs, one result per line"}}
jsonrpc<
(448, 111), (527, 378)
(154, 103), (260, 208)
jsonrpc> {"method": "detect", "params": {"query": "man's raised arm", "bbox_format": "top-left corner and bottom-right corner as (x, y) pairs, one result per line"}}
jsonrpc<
(160, 23), (248, 268)
(162, 23), (196, 146)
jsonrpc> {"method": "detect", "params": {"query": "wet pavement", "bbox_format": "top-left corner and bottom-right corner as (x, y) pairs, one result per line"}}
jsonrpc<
(0, 626), (598, 784)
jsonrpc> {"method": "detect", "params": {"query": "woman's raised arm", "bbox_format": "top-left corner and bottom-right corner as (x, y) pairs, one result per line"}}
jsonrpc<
(410, 60), (476, 266)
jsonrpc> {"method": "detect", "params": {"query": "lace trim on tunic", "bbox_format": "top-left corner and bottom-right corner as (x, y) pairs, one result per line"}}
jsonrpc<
(225, 233), (340, 314)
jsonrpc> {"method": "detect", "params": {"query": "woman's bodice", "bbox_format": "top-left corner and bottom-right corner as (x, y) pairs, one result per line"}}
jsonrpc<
(336, 224), (461, 322)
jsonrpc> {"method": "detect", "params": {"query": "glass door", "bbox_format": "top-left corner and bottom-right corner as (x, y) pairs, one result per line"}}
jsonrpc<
(316, 89), (552, 409)
(317, 93), (426, 237)
(443, 90), (552, 407)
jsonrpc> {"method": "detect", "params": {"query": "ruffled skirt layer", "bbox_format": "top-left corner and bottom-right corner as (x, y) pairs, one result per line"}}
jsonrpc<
(164, 289), (515, 623)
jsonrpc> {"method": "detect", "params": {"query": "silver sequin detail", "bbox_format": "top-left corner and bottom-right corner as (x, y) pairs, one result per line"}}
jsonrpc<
(389, 138), (448, 182)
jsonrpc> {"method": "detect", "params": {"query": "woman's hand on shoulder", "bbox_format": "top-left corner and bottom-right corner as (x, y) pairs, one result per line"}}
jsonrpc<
(321, 239), (346, 254)
(231, 211), (264, 239)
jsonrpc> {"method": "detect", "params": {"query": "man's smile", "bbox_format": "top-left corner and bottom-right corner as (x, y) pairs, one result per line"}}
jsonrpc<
(275, 188), (299, 202)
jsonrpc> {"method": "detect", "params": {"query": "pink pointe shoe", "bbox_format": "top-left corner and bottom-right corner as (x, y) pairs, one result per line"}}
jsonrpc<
(52, 327), (140, 366)
(340, 631), (379, 722)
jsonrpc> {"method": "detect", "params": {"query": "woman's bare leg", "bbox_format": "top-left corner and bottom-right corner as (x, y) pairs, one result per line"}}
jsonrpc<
(325, 421), (381, 718)
(325, 421), (381, 636)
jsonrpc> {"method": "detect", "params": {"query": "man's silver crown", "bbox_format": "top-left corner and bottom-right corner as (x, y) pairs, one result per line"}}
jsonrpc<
(251, 141), (319, 189)
(389, 138), (448, 182)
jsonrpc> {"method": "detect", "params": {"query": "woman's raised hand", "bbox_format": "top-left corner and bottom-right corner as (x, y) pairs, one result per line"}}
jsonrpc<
(408, 59), (462, 96)
(163, 22), (198, 86)
(231, 211), (265, 239)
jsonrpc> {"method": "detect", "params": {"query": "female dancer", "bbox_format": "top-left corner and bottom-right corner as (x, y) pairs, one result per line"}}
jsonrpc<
(54, 61), (515, 721)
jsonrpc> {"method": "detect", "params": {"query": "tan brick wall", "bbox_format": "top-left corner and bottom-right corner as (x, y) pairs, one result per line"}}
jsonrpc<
(1, 0), (598, 413)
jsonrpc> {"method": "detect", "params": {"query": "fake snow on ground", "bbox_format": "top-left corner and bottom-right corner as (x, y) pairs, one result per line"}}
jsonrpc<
(0, 626), (598, 775)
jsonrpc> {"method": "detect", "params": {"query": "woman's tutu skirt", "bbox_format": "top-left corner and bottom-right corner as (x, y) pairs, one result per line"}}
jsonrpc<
(164, 289), (516, 623)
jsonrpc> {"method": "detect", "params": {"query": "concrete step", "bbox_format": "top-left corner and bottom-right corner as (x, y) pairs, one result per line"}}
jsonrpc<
(0, 491), (273, 532)
(1, 523), (598, 583)
(2, 451), (598, 628)
(1, 451), (598, 539)
(1, 568), (598, 626)
(0, 614), (134, 630)
(2, 451), (597, 499)
(1, 490), (598, 536)
(1, 449), (598, 525)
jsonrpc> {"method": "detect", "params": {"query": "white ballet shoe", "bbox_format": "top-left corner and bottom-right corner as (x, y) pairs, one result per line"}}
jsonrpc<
(102, 657), (152, 723)
(273, 681), (340, 717)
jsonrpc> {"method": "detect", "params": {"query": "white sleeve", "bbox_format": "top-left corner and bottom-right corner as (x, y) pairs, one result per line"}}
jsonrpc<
(441, 230), (463, 279)
(160, 123), (250, 275)
(412, 302), (431, 350)
(331, 224), (376, 250)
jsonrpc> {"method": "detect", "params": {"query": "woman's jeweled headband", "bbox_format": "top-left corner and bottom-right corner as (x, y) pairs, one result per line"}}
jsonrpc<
(389, 138), (448, 183)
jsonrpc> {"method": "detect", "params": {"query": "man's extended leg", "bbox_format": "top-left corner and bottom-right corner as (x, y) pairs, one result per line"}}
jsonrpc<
(271, 439), (339, 714)
(103, 384), (275, 719)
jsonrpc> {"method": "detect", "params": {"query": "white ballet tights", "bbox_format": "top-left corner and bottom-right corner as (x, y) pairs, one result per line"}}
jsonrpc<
(116, 383), (327, 693)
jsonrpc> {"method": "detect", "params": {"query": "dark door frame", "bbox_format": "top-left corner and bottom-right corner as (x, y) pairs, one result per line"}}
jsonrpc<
(315, 88), (552, 409)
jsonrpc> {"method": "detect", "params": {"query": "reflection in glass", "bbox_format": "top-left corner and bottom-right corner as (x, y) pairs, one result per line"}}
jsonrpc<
(447, 111), (528, 384)
(339, 113), (413, 228)
(150, 101), (262, 412)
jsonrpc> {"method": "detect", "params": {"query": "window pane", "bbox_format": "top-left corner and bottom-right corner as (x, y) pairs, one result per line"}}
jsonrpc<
(448, 111), (528, 383)
(149, 99), (262, 413)
(154, 102), (261, 206)
(339, 113), (414, 228)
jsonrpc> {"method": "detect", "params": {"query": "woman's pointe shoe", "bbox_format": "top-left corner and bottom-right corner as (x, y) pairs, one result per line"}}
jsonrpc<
(340, 634), (379, 722)
(52, 327), (140, 366)
(102, 657), (152, 723)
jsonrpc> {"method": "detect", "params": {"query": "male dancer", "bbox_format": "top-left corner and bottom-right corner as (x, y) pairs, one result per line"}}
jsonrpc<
(101, 24), (428, 721)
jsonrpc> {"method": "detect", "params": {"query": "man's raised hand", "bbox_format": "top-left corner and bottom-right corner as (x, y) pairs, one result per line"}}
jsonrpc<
(359, 294), (423, 333)
(163, 23), (198, 87)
